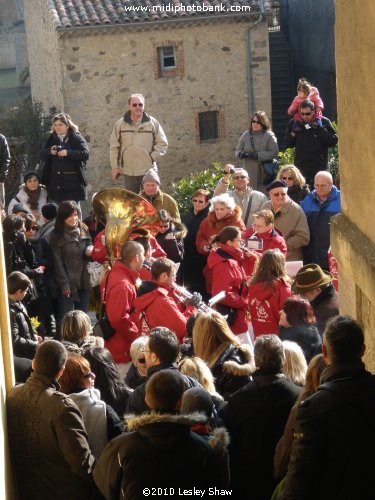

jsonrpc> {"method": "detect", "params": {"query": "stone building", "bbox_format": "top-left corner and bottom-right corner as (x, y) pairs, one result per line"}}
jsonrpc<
(22, 0), (273, 195)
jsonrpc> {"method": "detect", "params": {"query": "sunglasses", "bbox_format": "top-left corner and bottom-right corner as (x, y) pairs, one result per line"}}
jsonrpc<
(272, 192), (287, 197)
(132, 103), (144, 107)
(282, 176), (294, 181)
(252, 120), (260, 124)
(233, 175), (247, 180)
(301, 112), (312, 116)
(193, 199), (205, 204)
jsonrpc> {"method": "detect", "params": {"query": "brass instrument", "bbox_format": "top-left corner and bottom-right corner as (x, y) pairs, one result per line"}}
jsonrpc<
(172, 283), (226, 315)
(93, 188), (161, 263)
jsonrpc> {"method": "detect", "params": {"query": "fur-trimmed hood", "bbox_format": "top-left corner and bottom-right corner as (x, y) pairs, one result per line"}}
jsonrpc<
(125, 411), (230, 453)
(215, 343), (255, 377)
(207, 205), (243, 230)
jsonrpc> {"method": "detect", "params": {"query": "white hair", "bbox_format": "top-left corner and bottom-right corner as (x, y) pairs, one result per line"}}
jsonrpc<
(130, 336), (149, 362)
(209, 193), (236, 212)
(314, 171), (333, 184)
(234, 168), (249, 178)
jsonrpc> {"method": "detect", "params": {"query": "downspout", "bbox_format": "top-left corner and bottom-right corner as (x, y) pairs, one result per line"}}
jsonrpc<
(246, 0), (266, 117)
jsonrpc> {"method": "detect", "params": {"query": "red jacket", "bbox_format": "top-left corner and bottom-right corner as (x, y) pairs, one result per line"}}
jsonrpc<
(196, 206), (246, 255)
(101, 260), (140, 363)
(207, 244), (254, 335)
(248, 279), (292, 338)
(242, 227), (287, 257)
(133, 281), (187, 342)
(92, 230), (166, 264)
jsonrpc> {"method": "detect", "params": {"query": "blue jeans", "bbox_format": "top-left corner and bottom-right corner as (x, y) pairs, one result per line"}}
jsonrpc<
(56, 289), (89, 339)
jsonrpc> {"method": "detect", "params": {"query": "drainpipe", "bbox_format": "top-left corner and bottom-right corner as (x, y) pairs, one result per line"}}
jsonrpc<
(246, 0), (266, 117)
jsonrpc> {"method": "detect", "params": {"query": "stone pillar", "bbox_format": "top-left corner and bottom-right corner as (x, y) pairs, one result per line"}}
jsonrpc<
(332, 0), (375, 370)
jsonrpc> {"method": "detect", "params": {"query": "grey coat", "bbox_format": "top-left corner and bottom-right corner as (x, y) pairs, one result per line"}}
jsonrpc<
(50, 229), (92, 300)
(235, 130), (278, 189)
(214, 181), (268, 228)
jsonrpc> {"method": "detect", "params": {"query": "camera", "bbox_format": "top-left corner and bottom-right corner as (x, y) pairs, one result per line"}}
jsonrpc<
(229, 167), (236, 175)
(55, 144), (63, 152)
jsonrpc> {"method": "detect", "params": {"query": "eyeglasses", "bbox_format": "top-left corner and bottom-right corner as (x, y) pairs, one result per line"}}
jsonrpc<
(282, 176), (294, 181)
(271, 192), (287, 198)
(252, 120), (260, 124)
(193, 199), (205, 204)
(301, 112), (312, 116)
(82, 371), (95, 379)
(233, 176), (247, 180)
(132, 103), (144, 107)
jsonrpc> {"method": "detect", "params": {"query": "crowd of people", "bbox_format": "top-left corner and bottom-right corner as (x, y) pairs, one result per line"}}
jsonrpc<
(1, 87), (370, 500)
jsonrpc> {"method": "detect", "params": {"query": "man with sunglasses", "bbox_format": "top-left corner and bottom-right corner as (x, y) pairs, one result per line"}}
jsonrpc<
(285, 99), (337, 188)
(263, 180), (310, 261)
(110, 93), (168, 193)
(214, 164), (267, 228)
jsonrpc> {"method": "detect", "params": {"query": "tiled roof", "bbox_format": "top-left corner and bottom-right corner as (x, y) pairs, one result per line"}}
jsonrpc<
(49, 0), (270, 29)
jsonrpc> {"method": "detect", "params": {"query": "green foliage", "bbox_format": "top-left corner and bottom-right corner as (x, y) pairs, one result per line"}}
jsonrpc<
(0, 96), (57, 170)
(174, 161), (227, 218)
(278, 148), (295, 167)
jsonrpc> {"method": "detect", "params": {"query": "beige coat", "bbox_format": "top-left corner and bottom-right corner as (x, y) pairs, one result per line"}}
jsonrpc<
(141, 189), (180, 221)
(263, 198), (310, 261)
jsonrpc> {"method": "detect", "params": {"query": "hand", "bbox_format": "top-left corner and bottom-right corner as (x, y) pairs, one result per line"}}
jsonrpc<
(238, 151), (249, 160)
(203, 245), (211, 253)
(224, 163), (234, 175)
(185, 292), (202, 308)
(57, 149), (68, 157)
(246, 151), (258, 160)
(85, 245), (94, 256)
(165, 233), (175, 240)
(35, 266), (45, 274)
(112, 167), (122, 182)
(62, 289), (71, 298)
(51, 146), (58, 156)
(36, 335), (44, 344)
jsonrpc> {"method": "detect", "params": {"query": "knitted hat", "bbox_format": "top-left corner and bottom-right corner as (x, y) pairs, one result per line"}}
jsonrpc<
(23, 170), (40, 184)
(292, 264), (334, 294)
(12, 203), (31, 215)
(142, 167), (160, 185)
(41, 203), (58, 221)
(266, 180), (287, 192)
(180, 387), (214, 418)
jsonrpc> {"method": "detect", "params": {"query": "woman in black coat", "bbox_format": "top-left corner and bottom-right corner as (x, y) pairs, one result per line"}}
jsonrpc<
(181, 189), (211, 298)
(40, 112), (89, 203)
(279, 296), (322, 363)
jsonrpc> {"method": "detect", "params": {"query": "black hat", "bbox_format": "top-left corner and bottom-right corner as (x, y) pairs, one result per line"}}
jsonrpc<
(266, 180), (287, 192)
(41, 203), (58, 221)
(12, 203), (31, 215)
(23, 170), (40, 184)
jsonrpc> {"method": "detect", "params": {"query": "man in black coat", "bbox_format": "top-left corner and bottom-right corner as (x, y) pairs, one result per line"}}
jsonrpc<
(126, 327), (200, 415)
(281, 316), (375, 500)
(222, 334), (301, 500)
(94, 369), (230, 500)
(285, 99), (337, 187)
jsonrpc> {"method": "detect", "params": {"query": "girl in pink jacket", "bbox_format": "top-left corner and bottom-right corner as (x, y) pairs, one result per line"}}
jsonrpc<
(288, 78), (324, 125)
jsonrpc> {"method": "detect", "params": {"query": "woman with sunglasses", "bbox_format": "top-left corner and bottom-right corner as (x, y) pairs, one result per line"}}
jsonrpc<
(182, 189), (211, 298)
(60, 353), (124, 458)
(8, 171), (47, 226)
(40, 112), (89, 204)
(235, 110), (278, 190)
(155, 209), (186, 269)
(276, 164), (310, 205)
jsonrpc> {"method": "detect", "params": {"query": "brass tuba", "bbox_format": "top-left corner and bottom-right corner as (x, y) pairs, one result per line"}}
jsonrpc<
(93, 188), (161, 263)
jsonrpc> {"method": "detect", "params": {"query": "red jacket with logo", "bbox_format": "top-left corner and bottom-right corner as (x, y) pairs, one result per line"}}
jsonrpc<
(242, 227), (287, 257)
(207, 244), (257, 334)
(133, 281), (188, 342)
(248, 278), (292, 338)
(101, 260), (140, 363)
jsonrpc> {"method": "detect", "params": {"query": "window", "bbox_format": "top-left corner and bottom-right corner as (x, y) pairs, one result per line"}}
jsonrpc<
(198, 111), (219, 141)
(158, 46), (176, 71)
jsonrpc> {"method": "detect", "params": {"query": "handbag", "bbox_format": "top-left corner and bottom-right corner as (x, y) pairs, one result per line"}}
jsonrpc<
(87, 261), (103, 288)
(93, 270), (116, 341)
(260, 159), (279, 184)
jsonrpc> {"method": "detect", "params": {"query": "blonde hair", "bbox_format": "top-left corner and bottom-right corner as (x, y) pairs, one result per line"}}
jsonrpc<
(282, 341), (308, 386)
(61, 310), (92, 346)
(128, 93), (145, 105)
(297, 78), (312, 95)
(250, 249), (290, 290)
(130, 336), (149, 362)
(254, 209), (274, 226)
(192, 311), (241, 369)
(276, 164), (306, 188)
(179, 356), (222, 399)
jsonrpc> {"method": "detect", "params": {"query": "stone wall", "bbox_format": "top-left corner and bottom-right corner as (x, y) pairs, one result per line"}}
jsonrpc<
(24, 13), (271, 196)
(22, 0), (63, 110)
(332, 0), (375, 370)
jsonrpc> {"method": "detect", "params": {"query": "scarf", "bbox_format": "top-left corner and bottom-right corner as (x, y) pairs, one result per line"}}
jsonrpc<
(64, 225), (81, 239)
(24, 186), (41, 210)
